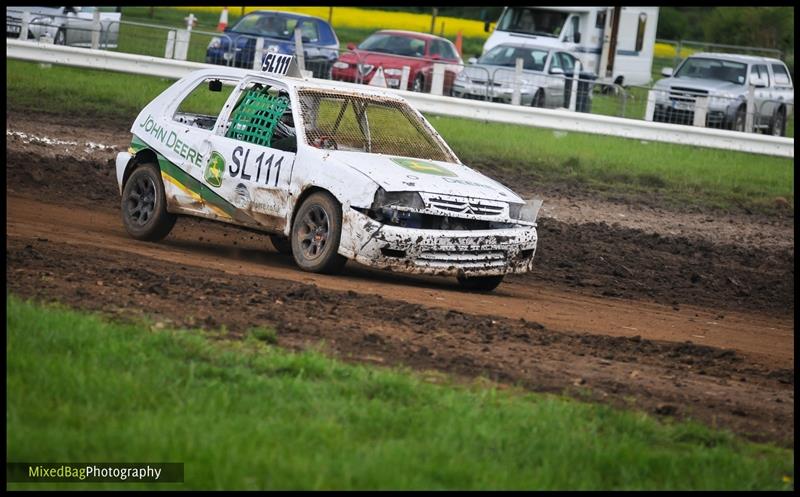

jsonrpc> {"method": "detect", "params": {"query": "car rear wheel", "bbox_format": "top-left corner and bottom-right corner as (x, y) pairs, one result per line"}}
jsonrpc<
(54, 28), (66, 45)
(412, 74), (425, 92)
(291, 192), (347, 274)
(269, 234), (293, 255)
(531, 90), (545, 108)
(457, 274), (505, 292)
(770, 108), (786, 137)
(732, 106), (746, 132)
(121, 163), (176, 241)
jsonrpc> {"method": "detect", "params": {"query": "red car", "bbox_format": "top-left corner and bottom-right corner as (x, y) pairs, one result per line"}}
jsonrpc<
(331, 30), (462, 93)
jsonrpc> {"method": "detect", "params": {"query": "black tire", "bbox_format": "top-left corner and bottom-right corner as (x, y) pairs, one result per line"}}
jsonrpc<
(290, 192), (347, 274)
(54, 28), (66, 45)
(412, 74), (425, 93)
(731, 106), (746, 132)
(457, 274), (505, 292)
(121, 163), (176, 241)
(269, 234), (293, 255)
(770, 108), (786, 137)
(531, 90), (545, 108)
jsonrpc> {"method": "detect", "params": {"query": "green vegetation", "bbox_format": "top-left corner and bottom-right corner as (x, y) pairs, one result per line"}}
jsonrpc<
(6, 59), (793, 213)
(7, 296), (794, 490)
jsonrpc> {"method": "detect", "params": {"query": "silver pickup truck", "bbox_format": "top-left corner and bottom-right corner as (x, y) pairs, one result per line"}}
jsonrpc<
(651, 53), (793, 136)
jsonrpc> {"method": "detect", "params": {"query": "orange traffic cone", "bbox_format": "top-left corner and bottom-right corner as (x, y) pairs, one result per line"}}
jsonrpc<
(455, 30), (463, 56)
(217, 7), (229, 32)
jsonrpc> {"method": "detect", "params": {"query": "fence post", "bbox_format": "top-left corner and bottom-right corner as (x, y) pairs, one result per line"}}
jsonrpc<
(90, 9), (101, 50)
(745, 84), (755, 132)
(645, 90), (656, 121)
(400, 66), (410, 91)
(511, 57), (523, 106)
(252, 37), (264, 70)
(294, 27), (306, 72)
(20, 11), (30, 41)
(693, 96), (708, 127)
(674, 40), (682, 68)
(431, 63), (445, 96)
(164, 30), (176, 59)
(568, 61), (581, 112)
(174, 29), (190, 61)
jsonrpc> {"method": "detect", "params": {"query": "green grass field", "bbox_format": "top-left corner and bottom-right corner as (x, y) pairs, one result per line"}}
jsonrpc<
(7, 59), (792, 213)
(6, 296), (794, 490)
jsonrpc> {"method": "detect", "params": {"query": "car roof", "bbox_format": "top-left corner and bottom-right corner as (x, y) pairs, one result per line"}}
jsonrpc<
(186, 67), (408, 103)
(372, 29), (451, 42)
(689, 52), (784, 65)
(489, 42), (554, 52)
(242, 9), (327, 23)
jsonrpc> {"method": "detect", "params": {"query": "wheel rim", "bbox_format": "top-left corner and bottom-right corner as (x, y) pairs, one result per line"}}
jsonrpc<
(126, 175), (157, 226)
(773, 114), (784, 136)
(298, 205), (330, 261)
(55, 30), (65, 45)
(735, 112), (745, 131)
(413, 77), (422, 92)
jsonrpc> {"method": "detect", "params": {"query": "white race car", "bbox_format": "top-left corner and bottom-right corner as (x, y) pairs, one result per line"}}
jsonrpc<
(116, 53), (541, 291)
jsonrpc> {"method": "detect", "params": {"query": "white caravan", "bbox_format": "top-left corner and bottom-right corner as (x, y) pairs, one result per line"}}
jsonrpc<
(483, 6), (659, 86)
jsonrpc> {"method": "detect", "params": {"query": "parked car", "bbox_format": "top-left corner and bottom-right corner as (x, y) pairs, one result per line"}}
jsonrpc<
(452, 43), (594, 110)
(6, 6), (120, 48)
(206, 10), (339, 79)
(331, 30), (463, 93)
(114, 56), (541, 292)
(652, 53), (793, 136)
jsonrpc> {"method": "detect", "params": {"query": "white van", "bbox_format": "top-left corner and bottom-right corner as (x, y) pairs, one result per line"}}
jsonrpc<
(483, 6), (659, 87)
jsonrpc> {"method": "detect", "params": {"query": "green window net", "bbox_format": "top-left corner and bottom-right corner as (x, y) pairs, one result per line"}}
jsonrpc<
(225, 89), (289, 147)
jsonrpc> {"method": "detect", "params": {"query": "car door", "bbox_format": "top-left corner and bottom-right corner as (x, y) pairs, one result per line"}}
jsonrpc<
(545, 52), (567, 107)
(749, 64), (772, 126)
(200, 79), (298, 232)
(769, 62), (793, 112)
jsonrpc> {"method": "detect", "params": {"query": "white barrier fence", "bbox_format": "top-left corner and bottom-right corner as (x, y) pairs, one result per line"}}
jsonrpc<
(7, 39), (793, 158)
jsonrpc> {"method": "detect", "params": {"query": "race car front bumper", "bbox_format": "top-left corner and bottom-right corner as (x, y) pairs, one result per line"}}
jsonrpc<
(338, 208), (538, 277)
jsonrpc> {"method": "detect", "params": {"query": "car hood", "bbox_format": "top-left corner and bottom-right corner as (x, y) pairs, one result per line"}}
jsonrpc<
(654, 77), (745, 93)
(330, 151), (524, 204)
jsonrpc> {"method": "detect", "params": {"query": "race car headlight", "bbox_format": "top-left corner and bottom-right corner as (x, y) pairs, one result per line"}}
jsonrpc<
(371, 187), (425, 211)
(333, 61), (350, 69)
(509, 198), (543, 223)
(267, 44), (280, 53)
(208, 37), (221, 49)
(455, 71), (468, 82)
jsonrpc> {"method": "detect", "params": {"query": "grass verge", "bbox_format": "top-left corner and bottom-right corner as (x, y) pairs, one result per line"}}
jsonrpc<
(6, 295), (795, 490)
(6, 59), (793, 214)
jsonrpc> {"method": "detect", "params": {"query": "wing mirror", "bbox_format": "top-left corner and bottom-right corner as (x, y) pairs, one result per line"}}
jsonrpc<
(208, 79), (223, 92)
(468, 57), (477, 65)
(550, 67), (564, 75)
(573, 32), (581, 43)
(347, 42), (356, 51)
(661, 67), (673, 77)
(749, 73), (767, 88)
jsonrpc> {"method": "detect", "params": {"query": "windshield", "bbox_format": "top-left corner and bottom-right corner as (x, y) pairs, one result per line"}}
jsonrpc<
(358, 33), (426, 57)
(297, 89), (456, 162)
(674, 57), (748, 85)
(478, 45), (549, 70)
(497, 7), (568, 37)
(232, 13), (297, 39)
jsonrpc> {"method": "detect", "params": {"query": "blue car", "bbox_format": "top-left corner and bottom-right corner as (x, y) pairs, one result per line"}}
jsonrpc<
(206, 10), (339, 79)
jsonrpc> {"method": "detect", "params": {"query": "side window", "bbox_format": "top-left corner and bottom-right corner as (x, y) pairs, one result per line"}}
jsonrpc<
(558, 52), (575, 73)
(751, 65), (770, 86)
(440, 40), (459, 60)
(429, 39), (444, 57)
(771, 64), (791, 86)
(635, 13), (647, 52)
(225, 83), (295, 152)
(173, 77), (237, 130)
(300, 21), (319, 43)
(596, 10), (606, 29)
(570, 16), (580, 42)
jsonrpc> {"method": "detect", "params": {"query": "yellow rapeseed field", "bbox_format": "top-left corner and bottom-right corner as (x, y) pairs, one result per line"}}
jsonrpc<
(182, 6), (490, 39)
(654, 42), (695, 59)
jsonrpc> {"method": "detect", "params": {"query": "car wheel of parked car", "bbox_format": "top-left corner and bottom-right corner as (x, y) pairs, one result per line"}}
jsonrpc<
(291, 191), (347, 274)
(412, 74), (425, 93)
(732, 106), (746, 132)
(121, 163), (176, 241)
(269, 234), (293, 255)
(531, 90), (545, 108)
(770, 108), (786, 137)
(54, 28), (66, 45)
(457, 274), (505, 292)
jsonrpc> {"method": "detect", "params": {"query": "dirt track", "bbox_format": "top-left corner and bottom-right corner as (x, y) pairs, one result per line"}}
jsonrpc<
(5, 111), (795, 446)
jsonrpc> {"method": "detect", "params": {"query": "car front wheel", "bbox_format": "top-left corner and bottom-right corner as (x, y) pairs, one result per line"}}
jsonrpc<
(291, 192), (347, 274)
(121, 163), (176, 241)
(770, 108), (786, 137)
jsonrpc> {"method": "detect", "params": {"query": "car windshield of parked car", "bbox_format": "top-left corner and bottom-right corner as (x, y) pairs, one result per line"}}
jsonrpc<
(232, 13), (297, 39)
(478, 45), (549, 71)
(358, 34), (426, 57)
(297, 89), (456, 162)
(498, 7), (568, 37)
(674, 58), (748, 85)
